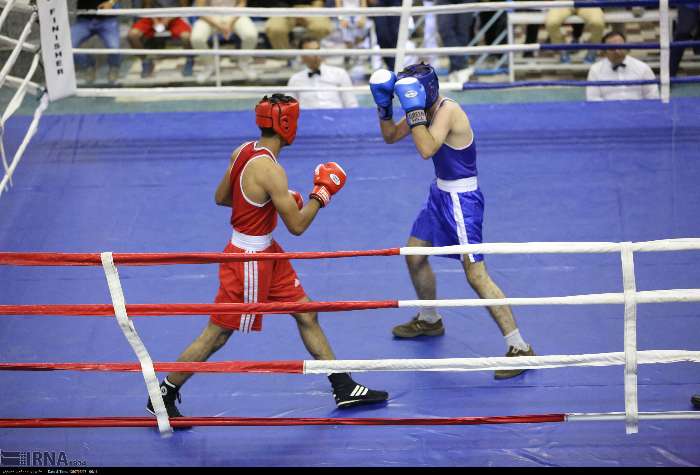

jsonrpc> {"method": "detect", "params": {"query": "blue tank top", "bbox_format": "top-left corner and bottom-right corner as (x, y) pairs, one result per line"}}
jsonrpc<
(430, 99), (477, 180)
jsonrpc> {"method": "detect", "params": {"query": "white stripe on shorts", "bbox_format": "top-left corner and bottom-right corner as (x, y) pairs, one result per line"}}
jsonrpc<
(450, 192), (476, 263)
(240, 251), (258, 332)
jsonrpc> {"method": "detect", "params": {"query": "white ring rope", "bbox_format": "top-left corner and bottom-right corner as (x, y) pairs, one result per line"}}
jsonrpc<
(71, 44), (544, 58)
(0, 34), (39, 53)
(75, 2), (590, 19)
(2, 53), (40, 128)
(399, 238), (700, 255)
(0, 93), (47, 196)
(73, 84), (467, 98)
(3, 75), (41, 96)
(0, 0), (33, 16)
(302, 350), (700, 373)
(1, 53), (40, 190)
(399, 289), (700, 308)
(0, 11), (37, 90)
(0, 0), (18, 32)
(567, 411), (700, 422)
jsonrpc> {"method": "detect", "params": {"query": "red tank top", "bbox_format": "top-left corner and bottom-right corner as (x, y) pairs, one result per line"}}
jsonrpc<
(229, 141), (278, 235)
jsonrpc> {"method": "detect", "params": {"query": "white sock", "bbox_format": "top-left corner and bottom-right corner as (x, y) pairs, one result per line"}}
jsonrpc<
(504, 329), (529, 352)
(418, 306), (441, 324)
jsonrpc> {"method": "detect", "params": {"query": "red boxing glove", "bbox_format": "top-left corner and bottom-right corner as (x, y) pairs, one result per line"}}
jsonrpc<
(309, 162), (347, 207)
(289, 189), (304, 210)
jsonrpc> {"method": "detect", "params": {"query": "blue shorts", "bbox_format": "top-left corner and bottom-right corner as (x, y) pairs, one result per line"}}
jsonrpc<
(410, 181), (485, 262)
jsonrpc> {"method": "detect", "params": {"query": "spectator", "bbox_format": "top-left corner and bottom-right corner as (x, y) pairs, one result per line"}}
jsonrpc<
(287, 35), (359, 108)
(191, 0), (258, 83)
(127, 0), (195, 78)
(436, 0), (475, 82)
(546, 6), (604, 63)
(478, 0), (507, 60)
(421, 0), (439, 68)
(520, 2), (583, 59)
(72, 0), (121, 84)
(265, 0), (332, 50)
(369, 0), (401, 70)
(670, 2), (700, 77)
(334, 0), (374, 77)
(586, 31), (659, 101)
(335, 0), (369, 48)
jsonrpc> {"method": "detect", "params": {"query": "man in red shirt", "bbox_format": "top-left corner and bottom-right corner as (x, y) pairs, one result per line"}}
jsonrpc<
(148, 94), (388, 418)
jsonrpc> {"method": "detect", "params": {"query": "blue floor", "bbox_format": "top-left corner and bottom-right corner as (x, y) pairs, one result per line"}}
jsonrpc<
(1, 99), (699, 466)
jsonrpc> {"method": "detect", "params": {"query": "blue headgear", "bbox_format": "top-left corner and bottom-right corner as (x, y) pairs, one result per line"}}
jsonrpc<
(397, 63), (440, 109)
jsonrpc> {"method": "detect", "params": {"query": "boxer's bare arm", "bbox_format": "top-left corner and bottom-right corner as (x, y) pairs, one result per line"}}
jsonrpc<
(411, 102), (455, 159)
(256, 159), (321, 236)
(380, 117), (411, 144)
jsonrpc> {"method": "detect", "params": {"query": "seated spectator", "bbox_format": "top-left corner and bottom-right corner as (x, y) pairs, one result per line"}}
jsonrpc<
(334, 0), (376, 78)
(71, 0), (121, 84)
(335, 0), (369, 50)
(191, 0), (258, 83)
(265, 0), (332, 50)
(127, 0), (194, 78)
(546, 6), (604, 63)
(670, 2), (700, 77)
(287, 35), (359, 108)
(586, 31), (659, 101)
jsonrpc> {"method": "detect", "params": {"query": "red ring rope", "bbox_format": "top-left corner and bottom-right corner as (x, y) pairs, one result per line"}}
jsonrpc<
(0, 414), (567, 428)
(0, 249), (400, 266)
(0, 301), (398, 316)
(0, 361), (304, 373)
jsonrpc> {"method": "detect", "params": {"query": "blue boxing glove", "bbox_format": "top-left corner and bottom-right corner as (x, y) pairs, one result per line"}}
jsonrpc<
(394, 77), (428, 128)
(369, 69), (396, 121)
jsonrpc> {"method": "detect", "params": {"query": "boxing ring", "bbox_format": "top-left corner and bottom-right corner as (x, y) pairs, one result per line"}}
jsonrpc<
(1, 0), (700, 468)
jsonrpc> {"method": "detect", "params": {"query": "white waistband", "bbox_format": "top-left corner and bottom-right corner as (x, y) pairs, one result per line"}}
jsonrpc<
(231, 229), (273, 252)
(436, 177), (478, 193)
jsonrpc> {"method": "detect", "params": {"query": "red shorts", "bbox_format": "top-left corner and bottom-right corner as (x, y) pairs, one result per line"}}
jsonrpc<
(210, 240), (307, 332)
(130, 18), (191, 39)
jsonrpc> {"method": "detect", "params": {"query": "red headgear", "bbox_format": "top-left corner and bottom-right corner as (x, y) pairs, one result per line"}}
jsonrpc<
(255, 94), (300, 145)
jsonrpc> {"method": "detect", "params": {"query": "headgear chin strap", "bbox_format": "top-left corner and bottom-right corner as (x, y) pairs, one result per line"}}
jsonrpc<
(255, 94), (300, 145)
(397, 62), (440, 110)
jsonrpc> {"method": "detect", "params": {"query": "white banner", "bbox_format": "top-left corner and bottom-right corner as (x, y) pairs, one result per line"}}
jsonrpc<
(37, 0), (76, 100)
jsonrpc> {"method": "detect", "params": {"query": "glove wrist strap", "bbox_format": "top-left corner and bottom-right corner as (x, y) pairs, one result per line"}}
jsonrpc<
(406, 109), (427, 128)
(377, 105), (393, 121)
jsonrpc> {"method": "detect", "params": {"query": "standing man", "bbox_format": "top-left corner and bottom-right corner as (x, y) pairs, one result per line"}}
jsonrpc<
(369, 63), (534, 379)
(436, 0), (475, 83)
(586, 31), (659, 101)
(287, 36), (359, 109)
(147, 94), (388, 417)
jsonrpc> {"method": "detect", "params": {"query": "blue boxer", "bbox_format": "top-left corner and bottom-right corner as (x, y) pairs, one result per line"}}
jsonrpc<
(409, 97), (484, 262)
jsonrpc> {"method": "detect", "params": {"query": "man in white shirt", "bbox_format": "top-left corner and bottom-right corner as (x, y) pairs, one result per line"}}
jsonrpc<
(287, 36), (359, 109)
(586, 31), (660, 101)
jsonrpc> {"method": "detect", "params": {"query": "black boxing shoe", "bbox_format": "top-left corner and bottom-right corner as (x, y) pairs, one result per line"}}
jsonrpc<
(146, 379), (184, 418)
(329, 373), (388, 409)
(692, 394), (700, 409)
